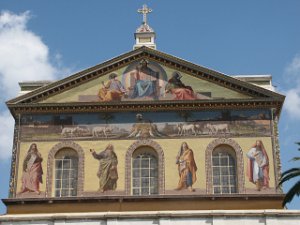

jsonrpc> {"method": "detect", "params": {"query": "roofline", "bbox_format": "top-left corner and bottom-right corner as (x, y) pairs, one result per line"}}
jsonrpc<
(6, 46), (285, 106)
(232, 74), (272, 78)
(6, 47), (147, 104)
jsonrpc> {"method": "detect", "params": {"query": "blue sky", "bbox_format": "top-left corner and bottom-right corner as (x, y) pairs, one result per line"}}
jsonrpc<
(0, 0), (300, 213)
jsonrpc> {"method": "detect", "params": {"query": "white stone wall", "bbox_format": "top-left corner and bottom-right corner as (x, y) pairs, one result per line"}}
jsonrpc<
(1, 210), (300, 225)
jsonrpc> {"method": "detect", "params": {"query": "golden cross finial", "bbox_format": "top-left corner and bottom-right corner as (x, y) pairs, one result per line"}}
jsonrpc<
(137, 4), (152, 24)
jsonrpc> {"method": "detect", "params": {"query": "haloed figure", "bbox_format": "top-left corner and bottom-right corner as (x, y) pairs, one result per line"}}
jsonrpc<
(176, 142), (197, 192)
(90, 144), (118, 192)
(246, 140), (270, 191)
(20, 143), (43, 195)
(165, 72), (196, 100)
(98, 73), (126, 102)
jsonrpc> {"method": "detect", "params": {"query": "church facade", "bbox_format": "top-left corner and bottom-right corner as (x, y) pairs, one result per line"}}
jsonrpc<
(1, 5), (300, 225)
(3, 47), (286, 211)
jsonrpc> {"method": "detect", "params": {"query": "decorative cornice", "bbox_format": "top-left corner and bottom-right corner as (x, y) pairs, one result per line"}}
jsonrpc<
(9, 119), (20, 198)
(7, 98), (283, 119)
(271, 109), (283, 193)
(2, 208), (300, 221)
(6, 47), (284, 107)
(2, 194), (285, 213)
(143, 50), (283, 99)
(7, 48), (147, 105)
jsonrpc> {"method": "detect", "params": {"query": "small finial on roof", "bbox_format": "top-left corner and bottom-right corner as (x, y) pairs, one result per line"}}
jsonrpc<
(134, 4), (156, 50)
(137, 4), (152, 24)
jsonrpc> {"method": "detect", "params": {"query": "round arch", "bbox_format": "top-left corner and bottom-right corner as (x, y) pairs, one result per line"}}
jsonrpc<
(125, 139), (165, 195)
(205, 138), (245, 194)
(46, 141), (85, 197)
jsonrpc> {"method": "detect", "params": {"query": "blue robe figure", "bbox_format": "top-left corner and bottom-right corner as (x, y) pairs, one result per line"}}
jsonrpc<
(130, 61), (159, 99)
(131, 79), (156, 98)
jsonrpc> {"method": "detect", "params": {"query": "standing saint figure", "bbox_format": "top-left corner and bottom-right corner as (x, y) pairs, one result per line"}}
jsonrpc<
(246, 140), (270, 191)
(175, 142), (197, 191)
(98, 73), (126, 102)
(20, 143), (43, 195)
(90, 144), (118, 192)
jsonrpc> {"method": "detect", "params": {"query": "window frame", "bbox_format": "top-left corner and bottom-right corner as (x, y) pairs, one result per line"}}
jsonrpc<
(132, 151), (159, 196)
(205, 138), (245, 194)
(125, 140), (165, 195)
(54, 150), (79, 197)
(46, 142), (85, 197)
(212, 147), (237, 194)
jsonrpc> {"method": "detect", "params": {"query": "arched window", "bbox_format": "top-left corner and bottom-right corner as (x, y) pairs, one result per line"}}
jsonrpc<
(54, 148), (78, 197)
(132, 146), (158, 195)
(212, 145), (237, 194)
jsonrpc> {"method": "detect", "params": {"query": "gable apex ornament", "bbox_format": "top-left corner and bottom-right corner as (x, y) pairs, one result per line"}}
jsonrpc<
(134, 5), (156, 50)
(138, 4), (152, 25)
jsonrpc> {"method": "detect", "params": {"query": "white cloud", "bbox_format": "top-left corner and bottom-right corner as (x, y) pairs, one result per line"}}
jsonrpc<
(0, 111), (14, 160)
(0, 11), (68, 160)
(0, 11), (60, 99)
(285, 88), (300, 118)
(285, 54), (300, 77)
(283, 55), (300, 119)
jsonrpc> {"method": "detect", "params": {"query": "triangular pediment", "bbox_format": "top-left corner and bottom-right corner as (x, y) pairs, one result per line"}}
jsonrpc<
(7, 47), (284, 106)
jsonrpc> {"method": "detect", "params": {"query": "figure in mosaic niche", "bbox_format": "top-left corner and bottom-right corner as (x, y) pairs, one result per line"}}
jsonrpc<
(19, 143), (43, 195)
(127, 113), (163, 138)
(129, 60), (159, 99)
(90, 144), (118, 192)
(98, 73), (127, 101)
(246, 140), (270, 191)
(175, 142), (197, 191)
(165, 71), (197, 100)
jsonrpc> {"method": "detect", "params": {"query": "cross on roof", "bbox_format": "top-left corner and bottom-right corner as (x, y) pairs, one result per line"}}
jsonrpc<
(137, 4), (152, 24)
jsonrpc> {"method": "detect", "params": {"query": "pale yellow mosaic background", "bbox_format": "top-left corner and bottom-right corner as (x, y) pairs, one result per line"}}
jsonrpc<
(16, 137), (274, 195)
